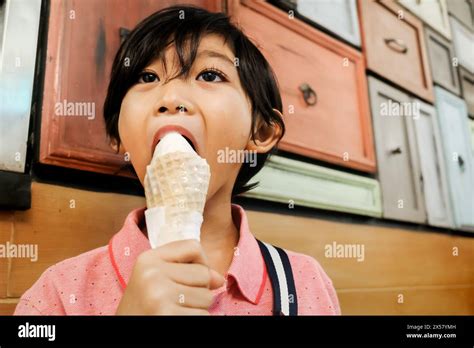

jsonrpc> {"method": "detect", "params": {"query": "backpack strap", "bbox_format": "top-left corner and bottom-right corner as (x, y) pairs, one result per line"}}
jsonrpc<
(257, 240), (298, 316)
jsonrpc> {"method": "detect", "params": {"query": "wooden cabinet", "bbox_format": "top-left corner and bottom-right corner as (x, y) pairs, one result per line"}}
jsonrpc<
(368, 76), (426, 223)
(447, 0), (474, 31)
(39, 0), (221, 177)
(434, 87), (474, 232)
(233, 0), (376, 172)
(398, 0), (451, 39)
(412, 99), (454, 228)
(369, 77), (469, 228)
(358, 0), (434, 103)
(459, 67), (474, 117)
(270, 0), (361, 47)
(424, 26), (460, 95)
(450, 16), (474, 73)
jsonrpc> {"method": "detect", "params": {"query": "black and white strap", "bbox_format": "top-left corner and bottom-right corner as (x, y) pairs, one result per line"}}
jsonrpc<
(257, 240), (298, 316)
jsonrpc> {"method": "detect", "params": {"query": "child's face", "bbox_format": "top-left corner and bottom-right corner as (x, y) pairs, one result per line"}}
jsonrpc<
(118, 34), (258, 200)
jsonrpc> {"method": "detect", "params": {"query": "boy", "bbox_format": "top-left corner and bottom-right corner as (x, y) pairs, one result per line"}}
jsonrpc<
(15, 5), (340, 315)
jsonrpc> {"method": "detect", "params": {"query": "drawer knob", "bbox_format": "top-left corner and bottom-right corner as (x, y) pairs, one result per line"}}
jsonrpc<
(384, 38), (408, 54)
(299, 83), (317, 106)
(458, 155), (465, 169)
(390, 146), (402, 155)
(119, 27), (131, 44)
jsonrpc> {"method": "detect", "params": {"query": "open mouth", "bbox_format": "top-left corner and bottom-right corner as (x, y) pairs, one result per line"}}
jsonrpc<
(152, 125), (199, 156)
(156, 134), (196, 152)
(181, 135), (197, 152)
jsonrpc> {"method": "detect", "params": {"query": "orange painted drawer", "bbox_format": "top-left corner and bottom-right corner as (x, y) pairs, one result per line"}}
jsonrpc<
(235, 1), (376, 173)
(358, 0), (434, 102)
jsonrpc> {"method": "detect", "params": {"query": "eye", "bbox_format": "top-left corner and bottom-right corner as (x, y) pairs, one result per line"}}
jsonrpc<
(197, 68), (226, 83)
(138, 71), (159, 83)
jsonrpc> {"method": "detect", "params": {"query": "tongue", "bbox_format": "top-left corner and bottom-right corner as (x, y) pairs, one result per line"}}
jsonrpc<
(153, 132), (195, 159)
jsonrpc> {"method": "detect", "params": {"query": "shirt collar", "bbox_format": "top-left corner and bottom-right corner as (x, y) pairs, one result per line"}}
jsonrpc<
(108, 204), (266, 305)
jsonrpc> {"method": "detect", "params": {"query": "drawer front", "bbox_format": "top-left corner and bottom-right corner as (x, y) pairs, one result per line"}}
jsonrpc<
(434, 87), (474, 231)
(412, 99), (454, 228)
(459, 67), (474, 117)
(244, 156), (382, 217)
(424, 26), (460, 95)
(294, 0), (361, 46)
(39, 0), (221, 177)
(450, 16), (474, 73)
(398, 0), (451, 39)
(470, 119), (474, 152)
(0, 0), (41, 173)
(237, 1), (376, 172)
(447, 0), (474, 30)
(359, 0), (434, 102)
(368, 76), (426, 223)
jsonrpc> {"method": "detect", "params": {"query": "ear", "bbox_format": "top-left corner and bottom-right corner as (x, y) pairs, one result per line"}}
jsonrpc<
(245, 108), (283, 153)
(109, 138), (126, 155)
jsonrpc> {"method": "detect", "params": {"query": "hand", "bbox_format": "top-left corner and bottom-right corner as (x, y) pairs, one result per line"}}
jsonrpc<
(115, 239), (225, 315)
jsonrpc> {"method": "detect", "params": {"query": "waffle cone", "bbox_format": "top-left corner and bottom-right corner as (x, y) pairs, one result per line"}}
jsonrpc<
(145, 151), (210, 215)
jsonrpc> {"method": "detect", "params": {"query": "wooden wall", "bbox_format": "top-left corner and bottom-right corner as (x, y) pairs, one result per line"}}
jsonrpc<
(249, 210), (474, 315)
(1, 181), (473, 315)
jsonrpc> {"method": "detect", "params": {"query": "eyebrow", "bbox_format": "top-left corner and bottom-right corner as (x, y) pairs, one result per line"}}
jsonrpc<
(196, 49), (235, 68)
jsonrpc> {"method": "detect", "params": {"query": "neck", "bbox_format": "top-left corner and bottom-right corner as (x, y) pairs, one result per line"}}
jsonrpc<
(199, 186), (239, 276)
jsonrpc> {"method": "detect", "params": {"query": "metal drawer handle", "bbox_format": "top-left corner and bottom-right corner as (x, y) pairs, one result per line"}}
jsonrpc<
(458, 155), (465, 169)
(390, 146), (402, 155)
(299, 83), (317, 106)
(119, 27), (131, 44)
(384, 38), (408, 54)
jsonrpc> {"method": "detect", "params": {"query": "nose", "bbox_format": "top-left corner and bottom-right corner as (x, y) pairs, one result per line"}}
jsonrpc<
(154, 81), (194, 116)
(158, 104), (188, 113)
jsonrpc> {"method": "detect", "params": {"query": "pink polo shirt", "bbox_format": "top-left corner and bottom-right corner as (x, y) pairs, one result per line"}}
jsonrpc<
(14, 204), (340, 315)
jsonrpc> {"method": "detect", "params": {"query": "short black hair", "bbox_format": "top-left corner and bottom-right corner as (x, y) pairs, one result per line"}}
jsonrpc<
(103, 5), (285, 196)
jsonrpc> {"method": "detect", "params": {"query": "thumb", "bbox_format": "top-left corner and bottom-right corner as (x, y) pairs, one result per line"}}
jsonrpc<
(208, 269), (225, 290)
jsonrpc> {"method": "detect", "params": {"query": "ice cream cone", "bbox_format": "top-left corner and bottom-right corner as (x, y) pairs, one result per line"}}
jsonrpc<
(144, 132), (210, 248)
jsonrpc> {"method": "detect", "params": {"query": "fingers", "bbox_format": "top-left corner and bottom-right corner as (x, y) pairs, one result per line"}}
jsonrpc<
(209, 269), (225, 290)
(167, 263), (225, 288)
(173, 284), (214, 309)
(154, 240), (208, 265)
(144, 240), (225, 289)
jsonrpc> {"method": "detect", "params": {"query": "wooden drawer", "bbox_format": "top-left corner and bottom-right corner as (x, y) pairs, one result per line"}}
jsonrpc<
(459, 67), (474, 117)
(270, 0), (361, 47)
(368, 76), (426, 223)
(398, 0), (451, 39)
(358, 0), (434, 102)
(434, 87), (474, 232)
(39, 0), (221, 176)
(412, 99), (454, 228)
(424, 26), (460, 95)
(447, 0), (474, 31)
(234, 1), (376, 172)
(450, 16), (474, 73)
(243, 155), (382, 217)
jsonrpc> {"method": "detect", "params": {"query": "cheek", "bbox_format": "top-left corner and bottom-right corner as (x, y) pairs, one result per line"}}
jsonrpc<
(201, 91), (252, 194)
(118, 94), (150, 184)
(204, 92), (252, 159)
